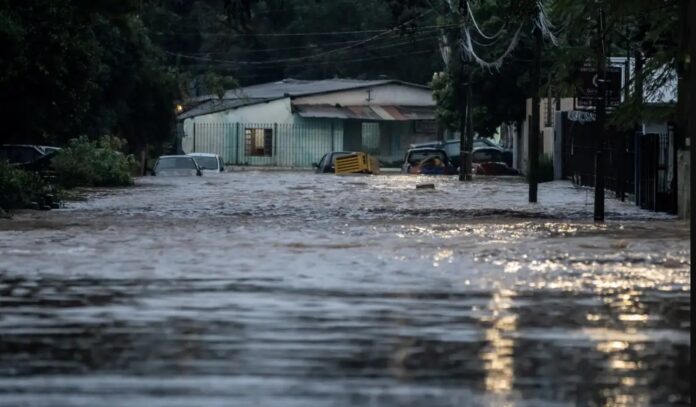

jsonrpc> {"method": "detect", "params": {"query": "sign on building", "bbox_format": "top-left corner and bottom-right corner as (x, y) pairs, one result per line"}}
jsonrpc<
(576, 61), (622, 109)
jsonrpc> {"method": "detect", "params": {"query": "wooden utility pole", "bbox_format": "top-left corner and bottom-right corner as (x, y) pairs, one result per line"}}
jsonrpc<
(529, 27), (542, 202)
(594, 8), (607, 222)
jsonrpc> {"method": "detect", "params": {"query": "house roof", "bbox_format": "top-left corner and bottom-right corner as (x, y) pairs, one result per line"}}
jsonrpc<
(177, 78), (432, 120)
(176, 97), (271, 120)
(293, 104), (434, 121)
(225, 78), (428, 100)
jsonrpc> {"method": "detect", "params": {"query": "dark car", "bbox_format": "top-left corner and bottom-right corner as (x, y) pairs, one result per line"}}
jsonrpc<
(409, 138), (512, 167)
(401, 148), (457, 175)
(152, 155), (202, 176)
(471, 147), (519, 175)
(0, 144), (58, 165)
(313, 151), (357, 173)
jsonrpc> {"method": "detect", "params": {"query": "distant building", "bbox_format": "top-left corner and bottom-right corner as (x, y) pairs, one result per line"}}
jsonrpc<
(176, 78), (438, 167)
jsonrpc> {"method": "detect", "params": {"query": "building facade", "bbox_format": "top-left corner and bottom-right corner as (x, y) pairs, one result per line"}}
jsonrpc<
(177, 79), (439, 167)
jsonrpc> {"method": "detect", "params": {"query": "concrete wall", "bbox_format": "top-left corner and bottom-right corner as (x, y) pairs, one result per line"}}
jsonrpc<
(678, 150), (690, 219)
(293, 84), (434, 106)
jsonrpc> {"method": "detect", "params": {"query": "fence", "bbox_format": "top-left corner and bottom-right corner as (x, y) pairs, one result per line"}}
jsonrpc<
(180, 122), (343, 168)
(560, 112), (676, 213)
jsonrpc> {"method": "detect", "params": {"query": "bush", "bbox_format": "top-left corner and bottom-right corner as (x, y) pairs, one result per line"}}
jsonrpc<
(539, 154), (554, 183)
(0, 163), (47, 210)
(53, 136), (136, 188)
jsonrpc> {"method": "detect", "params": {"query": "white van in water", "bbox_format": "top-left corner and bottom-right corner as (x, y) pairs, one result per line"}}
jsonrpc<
(187, 153), (225, 173)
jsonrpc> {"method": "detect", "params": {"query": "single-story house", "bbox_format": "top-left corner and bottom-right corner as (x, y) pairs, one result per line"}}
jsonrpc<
(176, 78), (439, 167)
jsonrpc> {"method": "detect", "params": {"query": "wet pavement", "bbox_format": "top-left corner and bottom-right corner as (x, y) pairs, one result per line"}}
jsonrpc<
(0, 172), (690, 406)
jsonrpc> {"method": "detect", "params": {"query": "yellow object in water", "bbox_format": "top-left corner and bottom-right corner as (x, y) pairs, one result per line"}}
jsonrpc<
(334, 152), (380, 175)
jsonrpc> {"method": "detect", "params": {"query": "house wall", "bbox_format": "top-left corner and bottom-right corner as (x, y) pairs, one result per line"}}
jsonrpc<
(293, 84), (434, 106)
(516, 97), (575, 174)
(181, 98), (343, 167)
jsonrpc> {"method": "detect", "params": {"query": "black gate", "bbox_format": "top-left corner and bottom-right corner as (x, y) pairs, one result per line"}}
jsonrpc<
(636, 126), (676, 213)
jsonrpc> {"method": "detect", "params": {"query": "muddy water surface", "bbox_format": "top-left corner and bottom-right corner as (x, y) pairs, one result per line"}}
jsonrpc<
(0, 172), (690, 406)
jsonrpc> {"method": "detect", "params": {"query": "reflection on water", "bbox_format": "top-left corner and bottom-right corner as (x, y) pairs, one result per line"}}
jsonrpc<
(0, 173), (690, 406)
(482, 289), (516, 396)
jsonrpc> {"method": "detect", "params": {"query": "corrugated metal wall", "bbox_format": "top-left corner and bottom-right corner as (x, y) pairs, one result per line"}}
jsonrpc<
(181, 122), (343, 167)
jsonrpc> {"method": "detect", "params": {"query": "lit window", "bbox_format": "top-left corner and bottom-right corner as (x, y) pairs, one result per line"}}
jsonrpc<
(245, 128), (273, 157)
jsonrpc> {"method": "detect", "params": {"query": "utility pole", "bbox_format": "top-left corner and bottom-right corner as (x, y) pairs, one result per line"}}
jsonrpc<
(594, 8), (607, 222)
(529, 27), (542, 202)
(458, 0), (472, 181)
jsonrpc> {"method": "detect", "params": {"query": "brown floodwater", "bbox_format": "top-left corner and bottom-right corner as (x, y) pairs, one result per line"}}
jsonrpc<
(0, 172), (690, 406)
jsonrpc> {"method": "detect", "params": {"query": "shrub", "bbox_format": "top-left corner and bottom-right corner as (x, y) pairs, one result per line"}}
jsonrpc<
(0, 163), (47, 210)
(53, 136), (136, 188)
(539, 154), (554, 183)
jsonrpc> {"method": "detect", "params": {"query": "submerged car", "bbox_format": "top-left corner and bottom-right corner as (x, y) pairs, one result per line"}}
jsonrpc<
(471, 147), (519, 175)
(401, 148), (457, 175)
(313, 151), (357, 173)
(187, 153), (225, 173)
(409, 138), (512, 167)
(0, 144), (60, 165)
(152, 155), (202, 176)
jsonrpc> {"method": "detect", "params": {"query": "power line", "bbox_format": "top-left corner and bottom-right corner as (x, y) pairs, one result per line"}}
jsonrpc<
(164, 11), (436, 66)
(176, 30), (442, 56)
(180, 48), (436, 74)
(165, 34), (439, 65)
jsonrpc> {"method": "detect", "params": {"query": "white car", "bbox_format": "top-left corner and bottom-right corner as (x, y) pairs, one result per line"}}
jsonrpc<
(187, 153), (225, 173)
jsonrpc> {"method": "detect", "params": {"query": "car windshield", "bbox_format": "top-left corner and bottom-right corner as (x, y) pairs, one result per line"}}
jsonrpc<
(472, 149), (504, 163)
(156, 157), (197, 170)
(408, 151), (446, 165)
(193, 156), (218, 170)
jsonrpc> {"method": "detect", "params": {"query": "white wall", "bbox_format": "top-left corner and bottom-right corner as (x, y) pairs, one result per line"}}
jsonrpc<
(293, 84), (434, 106)
(182, 98), (294, 137)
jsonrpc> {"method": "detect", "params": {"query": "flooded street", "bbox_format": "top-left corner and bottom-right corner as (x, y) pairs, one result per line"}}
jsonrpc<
(0, 172), (690, 406)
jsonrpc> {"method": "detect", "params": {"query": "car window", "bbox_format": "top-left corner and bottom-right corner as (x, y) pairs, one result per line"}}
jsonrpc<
(155, 157), (197, 170)
(408, 151), (447, 165)
(472, 149), (503, 163)
(5, 147), (40, 163)
(444, 142), (459, 157)
(317, 153), (328, 169)
(193, 156), (218, 170)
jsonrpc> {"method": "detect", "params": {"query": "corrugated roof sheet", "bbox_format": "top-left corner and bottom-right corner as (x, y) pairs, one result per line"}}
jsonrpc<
(177, 98), (270, 120)
(293, 104), (435, 121)
(177, 78), (432, 120)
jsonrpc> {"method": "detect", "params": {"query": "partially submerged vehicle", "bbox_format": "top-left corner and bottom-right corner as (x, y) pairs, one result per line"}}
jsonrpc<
(313, 151), (357, 173)
(0, 144), (60, 165)
(472, 148), (519, 176)
(409, 138), (512, 167)
(187, 153), (225, 173)
(401, 148), (457, 175)
(152, 155), (202, 176)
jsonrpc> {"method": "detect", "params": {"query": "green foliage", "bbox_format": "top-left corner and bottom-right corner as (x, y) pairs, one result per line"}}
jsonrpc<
(0, 163), (47, 211)
(203, 73), (240, 99)
(52, 136), (135, 188)
(430, 71), (459, 130)
(538, 154), (554, 183)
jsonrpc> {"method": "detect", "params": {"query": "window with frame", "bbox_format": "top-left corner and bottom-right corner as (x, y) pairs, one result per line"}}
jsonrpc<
(245, 128), (273, 157)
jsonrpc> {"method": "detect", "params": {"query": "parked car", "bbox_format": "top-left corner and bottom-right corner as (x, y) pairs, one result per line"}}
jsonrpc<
(409, 138), (512, 167)
(18, 150), (59, 176)
(401, 148), (457, 175)
(152, 155), (202, 176)
(187, 153), (225, 173)
(313, 151), (357, 173)
(0, 144), (59, 165)
(471, 147), (519, 175)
